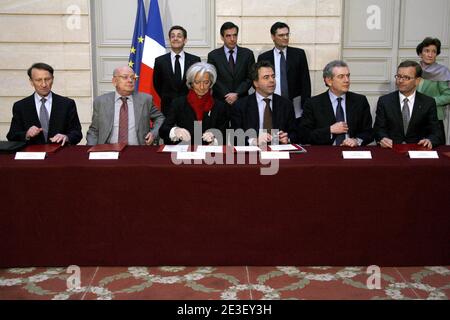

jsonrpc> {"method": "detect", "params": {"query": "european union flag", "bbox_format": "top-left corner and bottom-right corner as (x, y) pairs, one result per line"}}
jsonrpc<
(129, 0), (147, 89)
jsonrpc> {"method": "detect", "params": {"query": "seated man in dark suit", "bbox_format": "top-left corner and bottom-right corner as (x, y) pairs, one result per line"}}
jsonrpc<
(257, 21), (311, 116)
(207, 22), (255, 108)
(231, 61), (298, 146)
(153, 25), (201, 116)
(374, 60), (442, 149)
(299, 60), (373, 146)
(7, 62), (82, 145)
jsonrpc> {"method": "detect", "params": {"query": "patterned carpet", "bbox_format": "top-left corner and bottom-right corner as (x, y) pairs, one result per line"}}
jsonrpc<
(0, 266), (449, 300)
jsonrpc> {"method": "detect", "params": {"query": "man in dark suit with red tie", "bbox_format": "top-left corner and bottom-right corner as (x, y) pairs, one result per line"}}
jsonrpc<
(374, 60), (442, 148)
(231, 61), (298, 146)
(207, 22), (255, 108)
(153, 26), (201, 116)
(7, 62), (82, 145)
(299, 60), (373, 146)
(257, 22), (311, 117)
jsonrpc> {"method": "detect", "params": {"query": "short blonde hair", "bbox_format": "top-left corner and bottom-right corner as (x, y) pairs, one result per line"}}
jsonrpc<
(185, 62), (217, 89)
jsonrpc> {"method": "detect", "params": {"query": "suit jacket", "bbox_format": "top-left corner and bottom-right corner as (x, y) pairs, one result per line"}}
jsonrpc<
(231, 93), (299, 144)
(207, 46), (255, 102)
(159, 95), (228, 145)
(86, 92), (165, 145)
(374, 91), (442, 146)
(153, 52), (201, 116)
(257, 46), (311, 107)
(6, 92), (82, 145)
(299, 91), (373, 145)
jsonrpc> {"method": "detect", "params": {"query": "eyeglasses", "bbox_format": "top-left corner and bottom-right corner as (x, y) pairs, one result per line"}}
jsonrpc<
(115, 74), (138, 81)
(394, 74), (415, 81)
(193, 80), (211, 86)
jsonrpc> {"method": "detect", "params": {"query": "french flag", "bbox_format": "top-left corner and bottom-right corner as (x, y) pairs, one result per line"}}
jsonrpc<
(138, 0), (166, 109)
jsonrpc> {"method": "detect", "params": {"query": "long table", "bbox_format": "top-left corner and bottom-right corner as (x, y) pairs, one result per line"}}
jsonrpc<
(1, 145), (449, 267)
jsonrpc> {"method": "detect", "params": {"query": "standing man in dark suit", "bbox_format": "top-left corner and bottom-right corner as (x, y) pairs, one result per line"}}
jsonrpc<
(153, 25), (201, 116)
(299, 60), (373, 146)
(207, 22), (255, 107)
(257, 22), (311, 117)
(374, 60), (442, 148)
(231, 61), (298, 146)
(7, 62), (82, 145)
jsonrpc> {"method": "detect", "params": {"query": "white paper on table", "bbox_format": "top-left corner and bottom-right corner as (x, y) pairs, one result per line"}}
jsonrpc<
(15, 152), (46, 160)
(162, 144), (189, 152)
(89, 152), (120, 160)
(269, 144), (299, 151)
(234, 146), (261, 152)
(408, 151), (439, 159)
(342, 151), (372, 159)
(260, 151), (290, 160)
(176, 152), (206, 160)
(196, 145), (223, 153)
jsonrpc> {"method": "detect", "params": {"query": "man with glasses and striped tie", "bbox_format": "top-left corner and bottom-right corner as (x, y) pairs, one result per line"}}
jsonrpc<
(374, 60), (443, 149)
(7, 62), (82, 146)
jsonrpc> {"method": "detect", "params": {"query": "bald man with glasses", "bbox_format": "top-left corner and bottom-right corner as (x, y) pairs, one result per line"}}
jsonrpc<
(86, 66), (165, 146)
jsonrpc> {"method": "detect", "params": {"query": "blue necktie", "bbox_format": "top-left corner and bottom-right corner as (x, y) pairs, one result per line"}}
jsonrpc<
(335, 97), (345, 145)
(279, 50), (289, 98)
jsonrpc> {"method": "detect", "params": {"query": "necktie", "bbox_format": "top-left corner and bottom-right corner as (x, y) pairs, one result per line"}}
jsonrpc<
(279, 50), (289, 98)
(263, 98), (273, 131)
(228, 49), (235, 72)
(402, 98), (410, 135)
(174, 54), (182, 84)
(335, 97), (345, 145)
(39, 98), (49, 141)
(118, 97), (128, 144)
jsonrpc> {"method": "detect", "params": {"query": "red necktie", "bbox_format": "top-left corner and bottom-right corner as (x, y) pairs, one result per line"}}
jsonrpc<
(118, 97), (128, 144)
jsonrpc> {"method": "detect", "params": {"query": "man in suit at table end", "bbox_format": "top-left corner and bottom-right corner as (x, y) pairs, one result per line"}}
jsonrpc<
(374, 60), (443, 149)
(7, 62), (82, 146)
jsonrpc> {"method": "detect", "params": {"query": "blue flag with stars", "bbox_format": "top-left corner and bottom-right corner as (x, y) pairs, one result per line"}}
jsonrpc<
(129, 0), (147, 89)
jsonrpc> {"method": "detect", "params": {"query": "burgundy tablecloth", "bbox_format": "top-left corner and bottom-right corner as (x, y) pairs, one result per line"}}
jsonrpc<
(0, 145), (449, 267)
